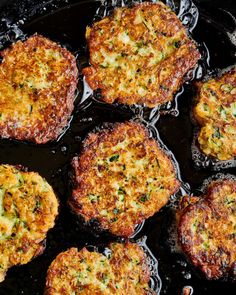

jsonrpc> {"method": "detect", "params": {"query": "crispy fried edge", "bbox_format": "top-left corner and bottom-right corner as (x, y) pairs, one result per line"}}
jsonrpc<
(178, 179), (236, 280)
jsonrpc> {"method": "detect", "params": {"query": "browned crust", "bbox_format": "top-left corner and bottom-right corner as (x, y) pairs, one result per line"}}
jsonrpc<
(176, 195), (200, 225)
(45, 242), (153, 295)
(69, 121), (180, 237)
(83, 2), (200, 107)
(0, 34), (78, 144)
(178, 179), (236, 280)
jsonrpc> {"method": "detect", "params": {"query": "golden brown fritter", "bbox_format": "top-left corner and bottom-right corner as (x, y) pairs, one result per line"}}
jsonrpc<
(176, 195), (199, 225)
(194, 68), (236, 160)
(0, 34), (78, 144)
(178, 179), (236, 280)
(83, 2), (200, 107)
(0, 164), (58, 282)
(45, 242), (154, 295)
(70, 121), (180, 237)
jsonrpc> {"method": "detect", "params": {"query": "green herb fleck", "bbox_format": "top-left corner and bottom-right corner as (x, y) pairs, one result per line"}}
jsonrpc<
(213, 128), (222, 139)
(86, 266), (91, 272)
(113, 208), (119, 214)
(220, 84), (233, 93)
(225, 198), (234, 205)
(102, 274), (109, 285)
(136, 41), (144, 48)
(140, 195), (149, 202)
(88, 194), (99, 203)
(118, 187), (126, 195)
(203, 242), (209, 249)
(203, 103), (209, 112)
(109, 154), (119, 162)
(99, 64), (107, 68)
(111, 217), (118, 223)
(22, 221), (29, 229)
(33, 200), (41, 212)
(174, 41), (181, 48)
(219, 106), (226, 119)
(77, 273), (83, 283)
(119, 194), (125, 202)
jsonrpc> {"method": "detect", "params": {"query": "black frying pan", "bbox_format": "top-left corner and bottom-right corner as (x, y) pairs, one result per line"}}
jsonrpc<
(0, 0), (235, 294)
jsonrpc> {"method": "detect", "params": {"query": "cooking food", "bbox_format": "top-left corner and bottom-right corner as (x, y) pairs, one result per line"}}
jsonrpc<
(0, 164), (58, 282)
(69, 121), (180, 237)
(0, 34), (78, 144)
(193, 68), (236, 160)
(83, 1), (200, 107)
(45, 242), (155, 295)
(178, 179), (236, 280)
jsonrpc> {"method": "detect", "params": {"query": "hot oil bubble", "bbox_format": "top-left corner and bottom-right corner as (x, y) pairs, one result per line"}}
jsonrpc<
(177, 259), (187, 267)
(79, 117), (93, 123)
(177, 0), (199, 32)
(183, 272), (192, 280)
(80, 77), (93, 107)
(60, 146), (67, 154)
(182, 286), (194, 295)
(137, 236), (162, 295)
(165, 215), (183, 254)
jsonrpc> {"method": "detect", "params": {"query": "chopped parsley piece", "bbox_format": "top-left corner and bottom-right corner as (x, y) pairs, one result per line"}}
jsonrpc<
(174, 41), (181, 48)
(140, 194), (148, 202)
(118, 187), (126, 195)
(213, 128), (222, 139)
(109, 154), (119, 162)
(100, 64), (107, 68)
(86, 266), (91, 272)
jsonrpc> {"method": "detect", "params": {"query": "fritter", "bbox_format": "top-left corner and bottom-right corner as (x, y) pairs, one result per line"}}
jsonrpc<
(194, 68), (236, 160)
(0, 164), (58, 282)
(45, 242), (154, 295)
(0, 34), (78, 144)
(178, 179), (236, 280)
(83, 2), (200, 108)
(70, 121), (180, 237)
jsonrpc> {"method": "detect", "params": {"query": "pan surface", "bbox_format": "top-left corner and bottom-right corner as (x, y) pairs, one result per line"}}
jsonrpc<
(0, 0), (235, 294)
